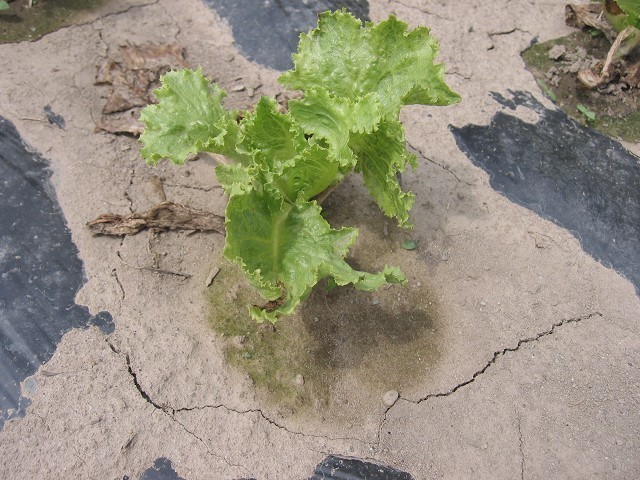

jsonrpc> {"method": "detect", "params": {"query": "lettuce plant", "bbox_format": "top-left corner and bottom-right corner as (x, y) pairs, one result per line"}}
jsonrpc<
(139, 10), (460, 322)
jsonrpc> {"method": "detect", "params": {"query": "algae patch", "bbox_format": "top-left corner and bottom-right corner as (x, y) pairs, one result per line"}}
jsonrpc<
(522, 31), (640, 143)
(0, 0), (106, 43)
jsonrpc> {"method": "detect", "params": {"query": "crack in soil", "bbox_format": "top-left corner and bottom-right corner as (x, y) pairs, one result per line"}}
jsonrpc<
(449, 69), (474, 81)
(123, 167), (135, 213)
(124, 353), (166, 411)
(375, 312), (602, 448)
(374, 401), (397, 454)
(111, 268), (125, 300)
(170, 413), (249, 473)
(517, 414), (525, 480)
(413, 312), (602, 403)
(91, 1), (160, 24)
(106, 340), (249, 472)
(115, 249), (192, 279)
(407, 141), (474, 186)
(486, 27), (533, 51)
(488, 27), (519, 37)
(173, 403), (367, 446)
(19, 0), (160, 44)
(107, 339), (367, 463)
(162, 182), (221, 193)
(156, 1), (182, 43)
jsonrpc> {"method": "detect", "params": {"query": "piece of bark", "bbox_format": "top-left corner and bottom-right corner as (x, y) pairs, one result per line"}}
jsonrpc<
(87, 201), (225, 236)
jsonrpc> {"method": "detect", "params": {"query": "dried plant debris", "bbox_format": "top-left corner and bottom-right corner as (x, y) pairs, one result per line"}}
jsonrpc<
(87, 201), (225, 236)
(565, 2), (640, 88)
(523, 25), (639, 142)
(565, 3), (617, 41)
(95, 43), (188, 135)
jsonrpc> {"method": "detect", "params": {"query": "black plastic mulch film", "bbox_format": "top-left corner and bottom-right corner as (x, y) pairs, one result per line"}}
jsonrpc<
(202, 0), (370, 70)
(452, 91), (640, 296)
(0, 116), (113, 431)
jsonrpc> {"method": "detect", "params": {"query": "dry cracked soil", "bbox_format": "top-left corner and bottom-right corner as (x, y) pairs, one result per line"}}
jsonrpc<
(0, 0), (639, 479)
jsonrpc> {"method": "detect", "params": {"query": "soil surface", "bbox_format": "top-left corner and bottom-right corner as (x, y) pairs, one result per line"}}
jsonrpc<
(1, 1), (639, 479)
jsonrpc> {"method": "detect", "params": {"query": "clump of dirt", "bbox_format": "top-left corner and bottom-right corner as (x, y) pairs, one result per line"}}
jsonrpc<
(0, 0), (106, 43)
(523, 30), (640, 142)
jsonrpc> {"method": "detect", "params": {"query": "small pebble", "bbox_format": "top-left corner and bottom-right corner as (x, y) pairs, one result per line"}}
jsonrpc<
(383, 390), (399, 407)
(294, 374), (304, 387)
(480, 301), (487, 307)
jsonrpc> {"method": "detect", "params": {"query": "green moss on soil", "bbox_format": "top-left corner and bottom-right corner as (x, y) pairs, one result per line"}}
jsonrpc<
(522, 31), (640, 143)
(0, 0), (105, 43)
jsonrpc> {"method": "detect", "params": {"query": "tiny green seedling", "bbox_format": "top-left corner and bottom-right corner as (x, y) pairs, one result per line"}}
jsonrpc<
(139, 10), (460, 321)
(577, 103), (597, 121)
(536, 79), (557, 103)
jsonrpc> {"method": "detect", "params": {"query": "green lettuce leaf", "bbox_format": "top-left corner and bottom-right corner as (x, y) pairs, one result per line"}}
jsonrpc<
(279, 10), (461, 118)
(288, 89), (382, 167)
(140, 68), (247, 165)
(238, 96), (306, 171)
(279, 144), (342, 201)
(616, 1), (640, 28)
(215, 163), (254, 197)
(350, 119), (417, 227)
(216, 143), (340, 203)
(223, 186), (405, 321)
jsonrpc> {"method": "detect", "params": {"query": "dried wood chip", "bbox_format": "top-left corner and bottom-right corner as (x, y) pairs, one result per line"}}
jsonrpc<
(205, 266), (220, 287)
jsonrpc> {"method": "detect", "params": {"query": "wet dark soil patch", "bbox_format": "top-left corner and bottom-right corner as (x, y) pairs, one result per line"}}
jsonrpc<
(0, 0), (105, 43)
(523, 30), (640, 142)
(207, 181), (442, 422)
